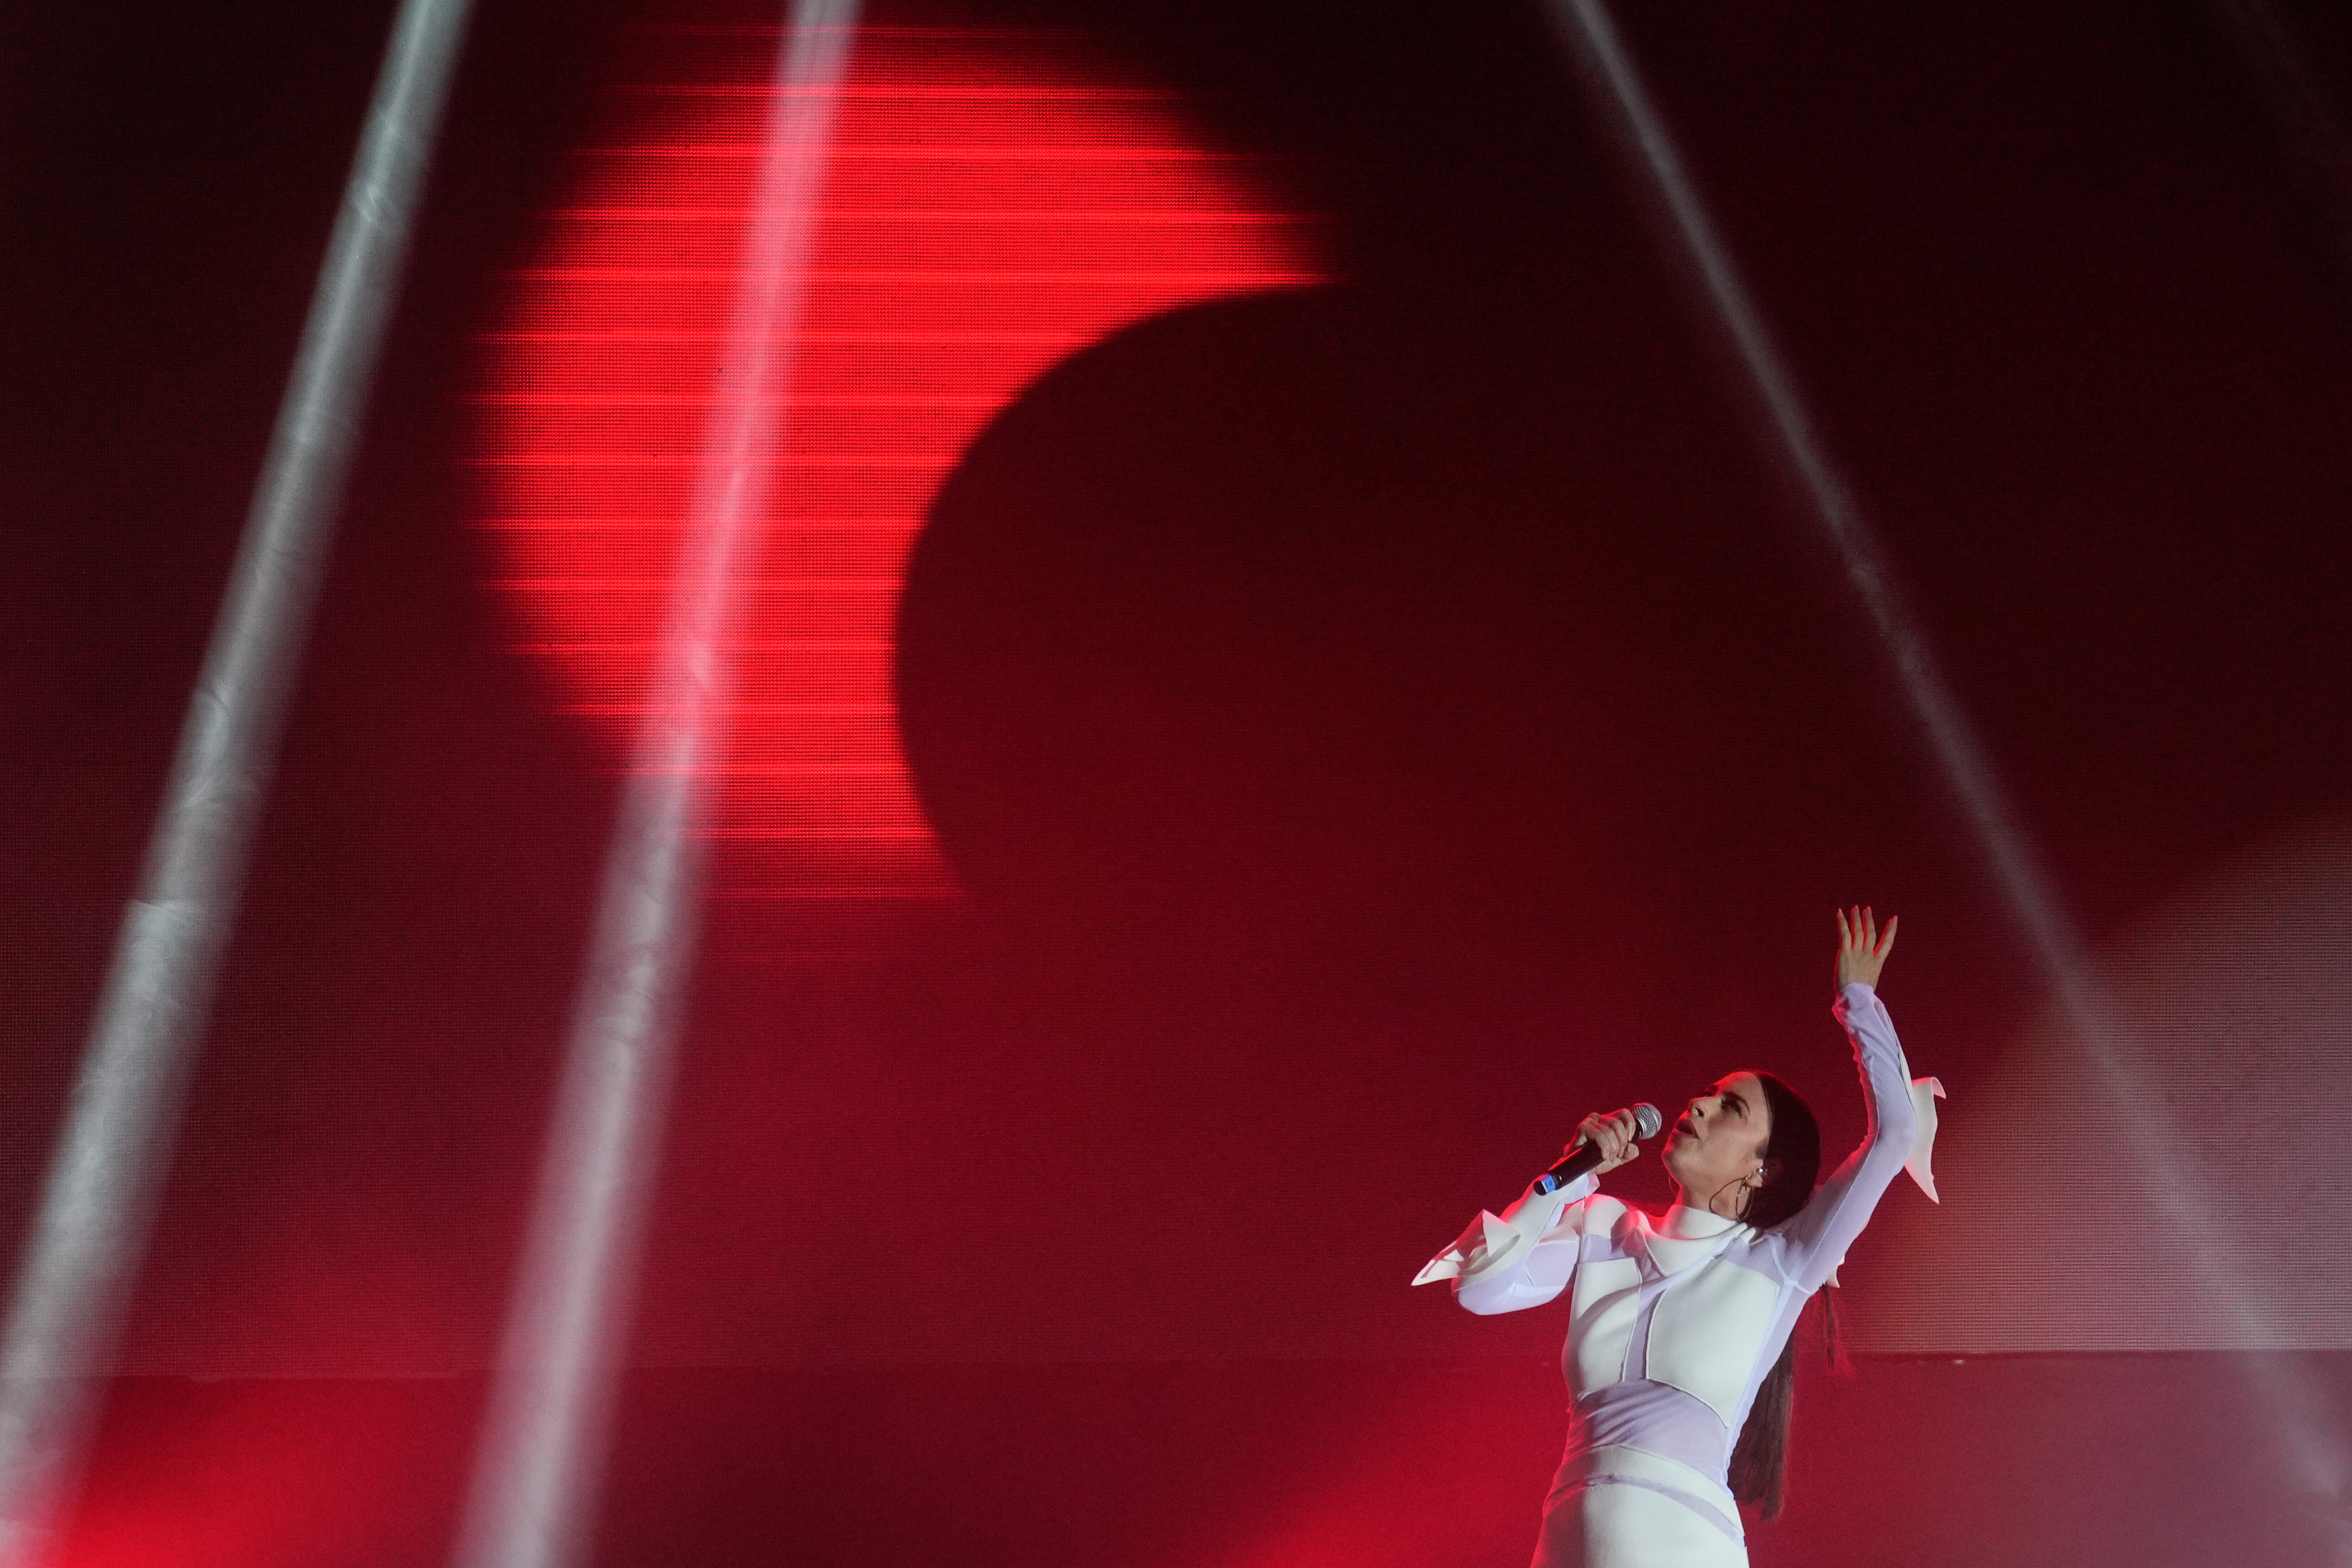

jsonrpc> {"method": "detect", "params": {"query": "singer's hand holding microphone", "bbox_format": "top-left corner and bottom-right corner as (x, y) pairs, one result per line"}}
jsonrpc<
(1534, 1103), (1663, 1195)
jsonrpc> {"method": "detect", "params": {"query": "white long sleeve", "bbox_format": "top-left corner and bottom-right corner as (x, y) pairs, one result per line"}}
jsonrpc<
(1412, 1171), (1596, 1312)
(1771, 982), (1923, 1291)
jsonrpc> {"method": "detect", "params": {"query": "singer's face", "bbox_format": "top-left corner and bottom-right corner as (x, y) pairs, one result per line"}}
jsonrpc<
(1662, 1072), (1772, 1208)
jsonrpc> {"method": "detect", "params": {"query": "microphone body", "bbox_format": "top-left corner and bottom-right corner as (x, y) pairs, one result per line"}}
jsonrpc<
(1533, 1103), (1663, 1195)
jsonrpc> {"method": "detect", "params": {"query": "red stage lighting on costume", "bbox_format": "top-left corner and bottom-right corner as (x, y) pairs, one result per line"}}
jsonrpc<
(474, 26), (1322, 939)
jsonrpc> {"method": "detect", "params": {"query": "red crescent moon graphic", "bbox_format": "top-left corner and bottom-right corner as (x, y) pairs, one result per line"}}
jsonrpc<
(473, 25), (1323, 945)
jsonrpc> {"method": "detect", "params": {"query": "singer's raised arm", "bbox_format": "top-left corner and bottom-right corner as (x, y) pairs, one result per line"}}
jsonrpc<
(1760, 980), (1923, 1292)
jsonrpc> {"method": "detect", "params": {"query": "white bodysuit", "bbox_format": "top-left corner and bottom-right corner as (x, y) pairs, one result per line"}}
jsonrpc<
(1415, 983), (1940, 1568)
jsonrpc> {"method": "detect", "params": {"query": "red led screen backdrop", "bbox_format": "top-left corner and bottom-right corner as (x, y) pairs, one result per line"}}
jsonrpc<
(474, 24), (1322, 937)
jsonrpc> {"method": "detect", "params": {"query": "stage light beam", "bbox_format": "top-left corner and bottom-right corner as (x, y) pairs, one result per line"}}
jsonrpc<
(1550, 0), (2352, 1550)
(446, 7), (859, 1568)
(0, 0), (475, 1561)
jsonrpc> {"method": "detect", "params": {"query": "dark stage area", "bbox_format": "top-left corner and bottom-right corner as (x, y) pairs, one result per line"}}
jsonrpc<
(4, 0), (2352, 1563)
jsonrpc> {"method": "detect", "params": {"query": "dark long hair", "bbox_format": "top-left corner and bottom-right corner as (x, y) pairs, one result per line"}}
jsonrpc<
(1724, 1071), (1839, 1521)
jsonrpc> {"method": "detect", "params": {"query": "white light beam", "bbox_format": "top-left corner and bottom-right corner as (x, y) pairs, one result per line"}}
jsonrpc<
(0, 0), (476, 1560)
(447, 7), (859, 1568)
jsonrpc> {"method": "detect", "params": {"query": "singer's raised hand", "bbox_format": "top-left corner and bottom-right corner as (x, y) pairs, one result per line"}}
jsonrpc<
(1835, 905), (1898, 993)
(1569, 1108), (1643, 1177)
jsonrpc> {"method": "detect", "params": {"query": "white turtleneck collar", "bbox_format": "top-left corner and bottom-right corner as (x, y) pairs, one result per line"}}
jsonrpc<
(1656, 1203), (1742, 1241)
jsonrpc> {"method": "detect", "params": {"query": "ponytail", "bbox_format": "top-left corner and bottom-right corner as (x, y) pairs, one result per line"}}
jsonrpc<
(1725, 1072), (1830, 1520)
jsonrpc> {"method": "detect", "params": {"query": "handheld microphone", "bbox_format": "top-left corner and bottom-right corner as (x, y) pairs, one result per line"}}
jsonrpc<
(1533, 1103), (1662, 1194)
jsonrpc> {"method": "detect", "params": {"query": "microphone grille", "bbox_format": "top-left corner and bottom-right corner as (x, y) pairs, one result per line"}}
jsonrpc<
(1631, 1102), (1663, 1140)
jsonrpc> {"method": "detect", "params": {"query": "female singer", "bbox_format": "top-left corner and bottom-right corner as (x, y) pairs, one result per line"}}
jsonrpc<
(1414, 908), (1938, 1567)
